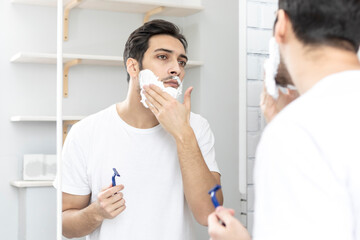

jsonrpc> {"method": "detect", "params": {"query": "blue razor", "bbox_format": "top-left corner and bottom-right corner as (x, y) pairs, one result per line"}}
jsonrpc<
(112, 168), (120, 187)
(208, 184), (222, 208)
(208, 184), (226, 226)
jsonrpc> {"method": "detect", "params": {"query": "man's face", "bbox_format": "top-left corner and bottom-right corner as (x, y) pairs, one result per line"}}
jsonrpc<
(141, 34), (188, 89)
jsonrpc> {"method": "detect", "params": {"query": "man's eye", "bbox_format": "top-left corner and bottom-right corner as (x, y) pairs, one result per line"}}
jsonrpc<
(158, 55), (167, 60)
(179, 61), (187, 67)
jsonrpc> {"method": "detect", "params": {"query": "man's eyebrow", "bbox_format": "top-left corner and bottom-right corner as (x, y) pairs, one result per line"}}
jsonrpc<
(154, 48), (188, 61)
(179, 54), (188, 62)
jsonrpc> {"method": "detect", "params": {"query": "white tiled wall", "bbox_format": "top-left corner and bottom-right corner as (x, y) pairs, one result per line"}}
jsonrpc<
(246, 0), (278, 234)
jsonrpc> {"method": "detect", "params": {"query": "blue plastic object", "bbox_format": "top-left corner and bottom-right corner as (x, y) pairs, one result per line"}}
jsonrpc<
(112, 168), (120, 187)
(208, 184), (222, 208)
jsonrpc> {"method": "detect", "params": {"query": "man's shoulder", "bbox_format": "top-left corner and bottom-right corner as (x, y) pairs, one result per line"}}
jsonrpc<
(189, 112), (210, 129)
(70, 104), (115, 134)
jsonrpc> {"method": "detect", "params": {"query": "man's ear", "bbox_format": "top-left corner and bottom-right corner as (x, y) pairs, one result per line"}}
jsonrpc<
(274, 9), (289, 44)
(126, 58), (140, 79)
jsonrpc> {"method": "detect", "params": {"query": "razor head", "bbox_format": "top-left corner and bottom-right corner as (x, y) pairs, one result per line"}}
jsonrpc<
(208, 184), (222, 208)
(113, 168), (120, 177)
(112, 168), (120, 187)
(208, 184), (221, 195)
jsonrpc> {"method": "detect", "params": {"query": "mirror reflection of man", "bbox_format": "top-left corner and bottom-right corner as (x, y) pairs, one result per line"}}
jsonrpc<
(60, 19), (223, 240)
(260, 60), (299, 123)
(208, 0), (360, 239)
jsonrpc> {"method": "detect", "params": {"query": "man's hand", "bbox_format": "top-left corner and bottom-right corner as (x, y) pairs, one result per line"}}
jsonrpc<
(62, 184), (126, 238)
(143, 84), (193, 140)
(260, 86), (299, 123)
(94, 184), (126, 221)
(208, 206), (251, 240)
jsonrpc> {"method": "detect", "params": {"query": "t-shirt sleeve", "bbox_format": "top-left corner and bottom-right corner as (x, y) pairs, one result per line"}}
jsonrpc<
(193, 117), (220, 174)
(253, 122), (352, 240)
(60, 124), (91, 195)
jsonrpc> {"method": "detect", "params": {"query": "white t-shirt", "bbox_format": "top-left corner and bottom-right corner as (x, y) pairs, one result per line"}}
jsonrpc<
(61, 104), (220, 240)
(254, 70), (360, 240)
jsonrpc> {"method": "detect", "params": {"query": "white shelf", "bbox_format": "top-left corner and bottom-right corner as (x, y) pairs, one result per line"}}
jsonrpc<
(10, 116), (85, 122)
(11, 0), (203, 17)
(11, 52), (123, 66)
(11, 52), (203, 69)
(10, 180), (54, 188)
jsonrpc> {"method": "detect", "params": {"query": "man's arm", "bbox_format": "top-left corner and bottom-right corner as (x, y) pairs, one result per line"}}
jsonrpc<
(175, 125), (223, 225)
(143, 85), (223, 226)
(62, 184), (126, 238)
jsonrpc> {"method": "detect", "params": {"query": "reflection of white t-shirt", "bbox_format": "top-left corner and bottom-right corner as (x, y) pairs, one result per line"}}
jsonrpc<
(254, 71), (360, 240)
(61, 104), (220, 240)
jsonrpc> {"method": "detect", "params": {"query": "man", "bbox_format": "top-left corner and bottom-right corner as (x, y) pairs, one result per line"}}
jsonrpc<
(261, 60), (299, 123)
(61, 19), (223, 240)
(208, 0), (360, 239)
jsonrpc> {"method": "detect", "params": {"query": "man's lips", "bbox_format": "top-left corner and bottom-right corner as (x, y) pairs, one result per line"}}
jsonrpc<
(163, 79), (179, 88)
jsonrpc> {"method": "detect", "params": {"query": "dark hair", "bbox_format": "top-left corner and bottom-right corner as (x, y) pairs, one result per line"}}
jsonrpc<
(123, 19), (188, 82)
(278, 0), (360, 52)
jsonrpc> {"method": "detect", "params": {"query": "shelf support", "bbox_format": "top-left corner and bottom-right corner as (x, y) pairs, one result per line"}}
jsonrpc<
(143, 6), (165, 23)
(64, 0), (82, 41)
(63, 59), (81, 98)
(63, 120), (79, 144)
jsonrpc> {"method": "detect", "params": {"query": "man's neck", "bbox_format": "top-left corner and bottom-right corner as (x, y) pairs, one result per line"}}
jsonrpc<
(288, 46), (360, 95)
(116, 82), (159, 129)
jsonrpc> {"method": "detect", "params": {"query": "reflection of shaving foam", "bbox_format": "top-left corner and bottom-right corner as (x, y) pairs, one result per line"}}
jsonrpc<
(264, 37), (280, 99)
(139, 69), (183, 108)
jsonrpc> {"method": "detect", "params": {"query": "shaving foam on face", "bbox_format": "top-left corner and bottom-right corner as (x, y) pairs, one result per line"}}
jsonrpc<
(264, 37), (281, 99)
(139, 69), (183, 108)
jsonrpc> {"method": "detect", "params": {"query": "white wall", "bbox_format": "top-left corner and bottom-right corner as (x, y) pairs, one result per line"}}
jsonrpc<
(0, 0), (240, 239)
(0, 2), (58, 240)
(246, 0), (278, 234)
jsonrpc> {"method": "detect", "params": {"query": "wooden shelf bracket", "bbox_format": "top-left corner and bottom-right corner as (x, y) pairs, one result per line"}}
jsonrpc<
(63, 59), (81, 98)
(63, 120), (79, 144)
(143, 6), (165, 23)
(64, 0), (82, 41)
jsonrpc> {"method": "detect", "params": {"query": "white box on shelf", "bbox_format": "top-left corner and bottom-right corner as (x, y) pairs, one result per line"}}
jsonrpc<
(23, 154), (57, 180)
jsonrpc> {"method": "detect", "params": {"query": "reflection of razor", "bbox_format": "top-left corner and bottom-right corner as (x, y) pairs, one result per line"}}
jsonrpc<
(112, 168), (120, 187)
(208, 184), (222, 208)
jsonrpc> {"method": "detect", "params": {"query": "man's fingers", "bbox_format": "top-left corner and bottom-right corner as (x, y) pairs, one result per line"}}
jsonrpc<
(148, 83), (173, 101)
(110, 197), (126, 211)
(208, 212), (225, 239)
(208, 212), (220, 226)
(228, 208), (235, 216)
(215, 207), (235, 226)
(101, 184), (113, 192)
(260, 85), (270, 106)
(289, 89), (300, 99)
(143, 84), (169, 105)
(143, 90), (162, 109)
(208, 212), (225, 230)
(102, 184), (124, 198)
(184, 87), (193, 110)
(112, 205), (126, 217)
(145, 100), (159, 115)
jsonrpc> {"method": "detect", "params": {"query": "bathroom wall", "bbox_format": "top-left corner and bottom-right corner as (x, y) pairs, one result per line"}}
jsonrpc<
(246, 0), (277, 233)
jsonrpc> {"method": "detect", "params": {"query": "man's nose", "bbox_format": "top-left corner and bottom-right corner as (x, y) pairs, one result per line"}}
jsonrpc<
(168, 59), (181, 76)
